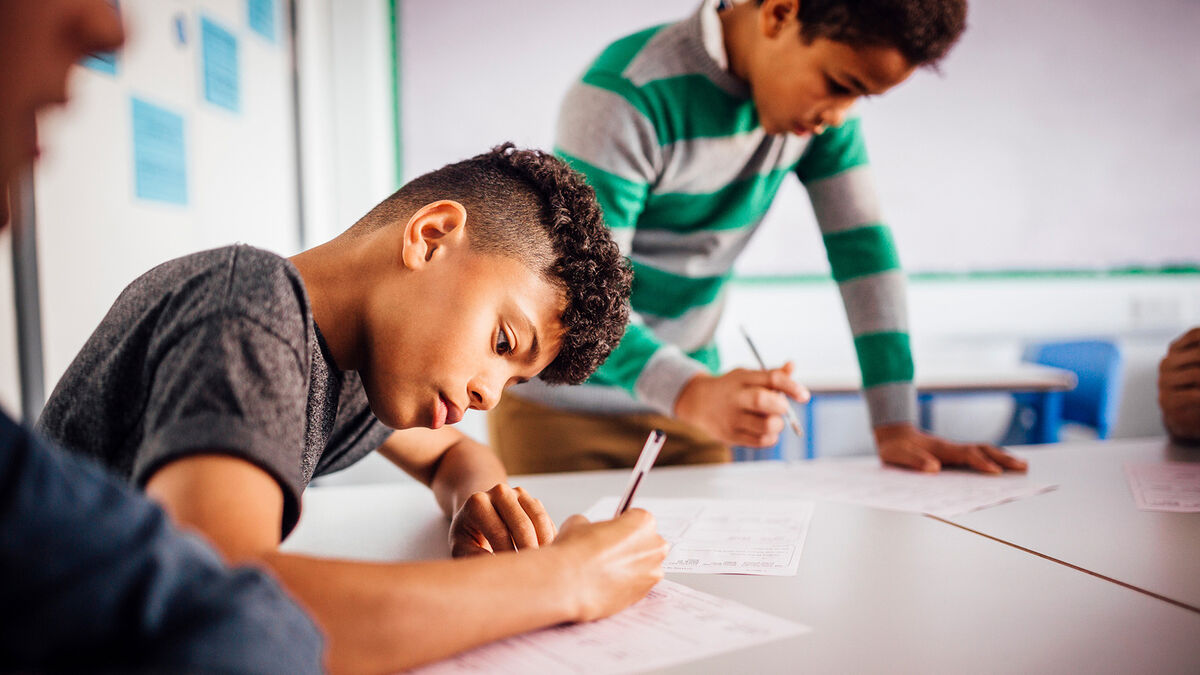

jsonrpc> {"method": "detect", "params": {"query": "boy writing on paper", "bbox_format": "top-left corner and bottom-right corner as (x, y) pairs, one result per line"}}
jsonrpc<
(36, 144), (669, 672)
(491, 0), (1028, 475)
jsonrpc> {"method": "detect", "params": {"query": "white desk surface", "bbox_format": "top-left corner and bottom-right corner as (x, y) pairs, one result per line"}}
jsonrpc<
(945, 436), (1200, 612)
(804, 363), (1076, 395)
(286, 459), (1200, 674)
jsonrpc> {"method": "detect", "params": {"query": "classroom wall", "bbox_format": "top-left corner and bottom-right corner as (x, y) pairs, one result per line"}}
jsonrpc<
(31, 0), (301, 407)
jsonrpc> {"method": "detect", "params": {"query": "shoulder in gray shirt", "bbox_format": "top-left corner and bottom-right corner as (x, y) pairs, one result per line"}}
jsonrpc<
(37, 244), (392, 537)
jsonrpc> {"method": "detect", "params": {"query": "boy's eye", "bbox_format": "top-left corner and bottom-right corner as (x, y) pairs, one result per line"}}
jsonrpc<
(826, 76), (852, 97)
(495, 327), (512, 355)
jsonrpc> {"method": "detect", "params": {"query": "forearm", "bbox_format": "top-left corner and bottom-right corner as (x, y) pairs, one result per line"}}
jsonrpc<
(262, 548), (578, 674)
(429, 436), (509, 517)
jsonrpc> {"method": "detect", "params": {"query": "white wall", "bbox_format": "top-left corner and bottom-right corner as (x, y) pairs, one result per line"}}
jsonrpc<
(747, 0), (1200, 275)
(400, 0), (693, 180)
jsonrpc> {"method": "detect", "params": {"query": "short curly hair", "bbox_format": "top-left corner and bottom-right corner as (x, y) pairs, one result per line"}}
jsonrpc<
(355, 143), (632, 385)
(759, 0), (967, 67)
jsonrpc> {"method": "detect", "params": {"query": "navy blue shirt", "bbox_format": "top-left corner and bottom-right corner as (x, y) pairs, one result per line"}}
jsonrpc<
(0, 411), (324, 672)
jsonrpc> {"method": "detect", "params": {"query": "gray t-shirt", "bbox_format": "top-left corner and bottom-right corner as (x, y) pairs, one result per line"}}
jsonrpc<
(37, 244), (392, 537)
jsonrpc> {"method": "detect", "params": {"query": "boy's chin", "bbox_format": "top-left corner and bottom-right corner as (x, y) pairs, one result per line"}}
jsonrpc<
(362, 393), (412, 430)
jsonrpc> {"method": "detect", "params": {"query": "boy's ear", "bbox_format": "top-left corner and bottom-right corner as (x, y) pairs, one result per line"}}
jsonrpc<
(399, 200), (468, 269)
(760, 0), (798, 38)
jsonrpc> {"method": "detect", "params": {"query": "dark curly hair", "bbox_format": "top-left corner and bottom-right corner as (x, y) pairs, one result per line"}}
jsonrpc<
(758, 0), (967, 67)
(355, 143), (632, 385)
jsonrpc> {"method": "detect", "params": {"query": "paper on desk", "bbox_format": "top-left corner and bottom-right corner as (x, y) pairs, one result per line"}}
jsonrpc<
(409, 580), (809, 675)
(584, 497), (814, 576)
(716, 457), (1056, 518)
(1124, 462), (1200, 512)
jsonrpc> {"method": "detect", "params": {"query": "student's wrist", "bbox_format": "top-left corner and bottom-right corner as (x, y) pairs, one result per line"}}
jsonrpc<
(538, 544), (588, 623)
(872, 422), (918, 446)
(673, 372), (716, 422)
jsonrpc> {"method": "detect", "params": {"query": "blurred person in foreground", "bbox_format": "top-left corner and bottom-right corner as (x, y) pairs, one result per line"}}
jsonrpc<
(0, 1), (323, 671)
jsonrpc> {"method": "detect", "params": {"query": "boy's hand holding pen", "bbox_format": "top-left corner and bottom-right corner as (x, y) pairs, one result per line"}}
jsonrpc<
(673, 331), (810, 451)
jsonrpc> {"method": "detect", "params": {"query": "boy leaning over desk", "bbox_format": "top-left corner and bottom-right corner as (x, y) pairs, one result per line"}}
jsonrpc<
(35, 144), (670, 671)
(491, 0), (1029, 476)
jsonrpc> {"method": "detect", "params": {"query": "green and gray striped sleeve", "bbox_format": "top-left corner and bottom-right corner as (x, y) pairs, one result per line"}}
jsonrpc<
(797, 118), (918, 427)
(553, 27), (711, 414)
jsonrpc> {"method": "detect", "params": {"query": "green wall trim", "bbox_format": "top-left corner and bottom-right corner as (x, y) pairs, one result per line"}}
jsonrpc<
(388, 0), (402, 187)
(731, 265), (1200, 287)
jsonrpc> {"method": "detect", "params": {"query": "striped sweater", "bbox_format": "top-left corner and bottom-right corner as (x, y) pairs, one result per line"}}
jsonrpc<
(511, 0), (918, 428)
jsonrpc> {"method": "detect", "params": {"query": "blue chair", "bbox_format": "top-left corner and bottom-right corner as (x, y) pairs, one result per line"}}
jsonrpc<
(1002, 340), (1124, 445)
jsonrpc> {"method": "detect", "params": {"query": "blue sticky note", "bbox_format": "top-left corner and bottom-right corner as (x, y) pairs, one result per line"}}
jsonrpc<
(81, 51), (118, 75)
(131, 98), (188, 205)
(200, 16), (239, 112)
(248, 0), (277, 42)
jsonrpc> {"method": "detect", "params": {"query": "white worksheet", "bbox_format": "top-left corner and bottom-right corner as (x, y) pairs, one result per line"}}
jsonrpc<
(1124, 462), (1200, 512)
(409, 580), (809, 675)
(716, 457), (1056, 518)
(584, 497), (815, 576)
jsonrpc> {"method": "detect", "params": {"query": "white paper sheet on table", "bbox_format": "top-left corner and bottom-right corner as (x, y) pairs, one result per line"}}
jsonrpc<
(584, 497), (814, 576)
(1124, 462), (1200, 512)
(714, 457), (1056, 518)
(409, 580), (809, 675)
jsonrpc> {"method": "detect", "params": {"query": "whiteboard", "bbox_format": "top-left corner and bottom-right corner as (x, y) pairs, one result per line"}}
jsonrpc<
(32, 0), (300, 389)
(400, 0), (1200, 276)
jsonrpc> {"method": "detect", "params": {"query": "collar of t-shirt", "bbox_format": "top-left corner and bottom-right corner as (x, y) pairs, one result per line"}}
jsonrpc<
(700, 0), (731, 71)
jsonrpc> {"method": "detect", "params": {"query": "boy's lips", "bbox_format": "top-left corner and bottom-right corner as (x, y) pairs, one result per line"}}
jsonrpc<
(792, 122), (813, 136)
(435, 394), (464, 428)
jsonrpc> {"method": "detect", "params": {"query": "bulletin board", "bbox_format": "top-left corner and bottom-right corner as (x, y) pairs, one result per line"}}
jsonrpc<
(398, 0), (1200, 278)
(31, 0), (301, 392)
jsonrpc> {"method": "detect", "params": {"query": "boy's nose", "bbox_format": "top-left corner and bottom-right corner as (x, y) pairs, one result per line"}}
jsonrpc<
(819, 104), (851, 130)
(468, 378), (500, 411)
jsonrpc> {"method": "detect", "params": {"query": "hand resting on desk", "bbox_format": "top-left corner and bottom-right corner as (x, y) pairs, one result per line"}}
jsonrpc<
(874, 423), (1028, 474)
(449, 483), (557, 556)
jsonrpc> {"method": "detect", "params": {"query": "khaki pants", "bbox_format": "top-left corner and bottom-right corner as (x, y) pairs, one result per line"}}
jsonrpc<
(488, 394), (731, 474)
